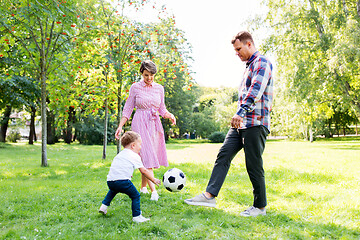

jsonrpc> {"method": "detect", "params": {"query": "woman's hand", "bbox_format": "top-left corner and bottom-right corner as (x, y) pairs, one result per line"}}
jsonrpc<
(167, 113), (176, 125)
(115, 126), (123, 140)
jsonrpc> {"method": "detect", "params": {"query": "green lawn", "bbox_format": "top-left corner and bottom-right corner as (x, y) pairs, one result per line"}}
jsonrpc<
(0, 137), (359, 239)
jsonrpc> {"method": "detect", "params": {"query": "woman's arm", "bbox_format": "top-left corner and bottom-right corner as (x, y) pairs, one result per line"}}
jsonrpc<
(164, 112), (176, 125)
(115, 116), (128, 140)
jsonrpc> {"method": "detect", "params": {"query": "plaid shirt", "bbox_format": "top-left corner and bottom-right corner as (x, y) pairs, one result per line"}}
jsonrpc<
(236, 51), (273, 131)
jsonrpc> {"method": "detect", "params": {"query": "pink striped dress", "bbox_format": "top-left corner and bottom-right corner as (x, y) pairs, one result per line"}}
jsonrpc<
(122, 80), (169, 169)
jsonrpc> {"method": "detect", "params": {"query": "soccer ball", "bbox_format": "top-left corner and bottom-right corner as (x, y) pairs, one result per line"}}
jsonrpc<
(162, 168), (186, 192)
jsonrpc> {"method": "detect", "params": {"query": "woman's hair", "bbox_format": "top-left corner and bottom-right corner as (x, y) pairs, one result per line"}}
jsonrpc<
(120, 131), (141, 147)
(139, 60), (157, 74)
(231, 31), (254, 45)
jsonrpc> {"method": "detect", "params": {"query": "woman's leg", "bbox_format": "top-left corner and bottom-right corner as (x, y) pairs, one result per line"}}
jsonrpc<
(146, 168), (156, 192)
(141, 174), (148, 189)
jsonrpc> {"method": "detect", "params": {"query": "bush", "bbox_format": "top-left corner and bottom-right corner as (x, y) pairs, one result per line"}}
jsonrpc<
(74, 113), (116, 145)
(7, 130), (21, 143)
(208, 131), (226, 143)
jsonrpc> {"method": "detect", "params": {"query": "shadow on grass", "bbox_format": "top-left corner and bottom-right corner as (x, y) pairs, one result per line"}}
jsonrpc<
(315, 136), (360, 142)
(161, 162), (359, 239)
(1, 143), (359, 239)
(266, 167), (339, 184)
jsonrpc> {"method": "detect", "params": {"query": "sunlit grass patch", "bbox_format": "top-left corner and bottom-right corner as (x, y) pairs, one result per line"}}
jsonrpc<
(0, 138), (359, 239)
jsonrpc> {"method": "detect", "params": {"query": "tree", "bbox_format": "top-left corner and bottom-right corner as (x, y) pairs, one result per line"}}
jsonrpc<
(0, 76), (40, 142)
(1, 0), (96, 165)
(259, 0), (360, 139)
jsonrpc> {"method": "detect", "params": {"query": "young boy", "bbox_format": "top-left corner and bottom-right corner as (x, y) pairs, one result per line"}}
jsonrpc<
(99, 131), (161, 223)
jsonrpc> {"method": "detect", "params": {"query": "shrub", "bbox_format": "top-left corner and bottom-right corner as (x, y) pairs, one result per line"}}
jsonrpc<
(7, 130), (21, 143)
(74, 113), (116, 145)
(208, 131), (226, 143)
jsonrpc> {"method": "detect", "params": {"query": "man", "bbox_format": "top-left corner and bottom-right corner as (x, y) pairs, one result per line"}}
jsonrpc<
(184, 31), (273, 217)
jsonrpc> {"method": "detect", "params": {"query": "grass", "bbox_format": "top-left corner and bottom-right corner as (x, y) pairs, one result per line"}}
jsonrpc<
(0, 137), (360, 239)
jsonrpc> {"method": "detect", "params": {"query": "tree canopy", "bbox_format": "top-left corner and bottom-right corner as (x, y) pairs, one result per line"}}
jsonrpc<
(259, 0), (360, 139)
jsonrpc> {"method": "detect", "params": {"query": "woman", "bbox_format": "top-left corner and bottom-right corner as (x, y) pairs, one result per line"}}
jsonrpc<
(115, 60), (176, 201)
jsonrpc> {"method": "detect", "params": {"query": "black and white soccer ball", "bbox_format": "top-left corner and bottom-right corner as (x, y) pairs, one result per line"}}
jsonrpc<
(162, 168), (186, 192)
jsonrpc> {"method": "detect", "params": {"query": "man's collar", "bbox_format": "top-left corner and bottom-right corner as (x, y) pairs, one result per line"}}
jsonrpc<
(246, 51), (259, 68)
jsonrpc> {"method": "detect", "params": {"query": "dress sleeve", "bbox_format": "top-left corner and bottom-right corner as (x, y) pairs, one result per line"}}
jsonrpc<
(158, 85), (168, 117)
(122, 84), (136, 119)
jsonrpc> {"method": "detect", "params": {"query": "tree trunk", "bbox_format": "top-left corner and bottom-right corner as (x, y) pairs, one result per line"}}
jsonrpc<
(64, 107), (75, 144)
(309, 125), (314, 142)
(0, 105), (12, 142)
(116, 71), (123, 154)
(103, 98), (108, 159)
(342, 0), (349, 18)
(103, 70), (109, 159)
(357, 0), (360, 17)
(41, 69), (48, 167)
(47, 110), (57, 144)
(29, 106), (36, 144)
(308, 0), (325, 38)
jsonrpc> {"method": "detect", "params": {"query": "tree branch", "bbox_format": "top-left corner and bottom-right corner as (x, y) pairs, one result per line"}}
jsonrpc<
(0, 22), (38, 73)
(45, 20), (54, 62)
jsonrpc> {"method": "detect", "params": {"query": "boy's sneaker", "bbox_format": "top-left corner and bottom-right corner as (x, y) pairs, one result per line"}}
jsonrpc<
(240, 206), (266, 217)
(184, 193), (216, 207)
(150, 191), (159, 201)
(140, 187), (149, 194)
(99, 204), (108, 215)
(132, 215), (150, 223)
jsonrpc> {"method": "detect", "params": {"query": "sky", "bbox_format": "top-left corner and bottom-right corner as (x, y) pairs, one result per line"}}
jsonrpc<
(125, 0), (266, 88)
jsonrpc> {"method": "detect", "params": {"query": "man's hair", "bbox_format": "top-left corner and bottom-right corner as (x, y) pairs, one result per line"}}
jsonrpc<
(231, 31), (254, 45)
(120, 131), (141, 147)
(139, 60), (157, 74)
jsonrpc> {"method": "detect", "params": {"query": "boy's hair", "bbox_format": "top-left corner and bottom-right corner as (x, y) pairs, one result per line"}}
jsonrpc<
(231, 31), (254, 45)
(139, 60), (157, 74)
(120, 131), (141, 147)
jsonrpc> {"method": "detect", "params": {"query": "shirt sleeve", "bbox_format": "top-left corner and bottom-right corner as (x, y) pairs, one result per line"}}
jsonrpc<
(237, 57), (272, 116)
(122, 84), (136, 119)
(131, 154), (144, 169)
(158, 85), (168, 117)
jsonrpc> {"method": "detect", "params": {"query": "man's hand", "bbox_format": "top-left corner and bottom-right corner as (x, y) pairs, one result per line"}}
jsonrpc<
(231, 114), (243, 128)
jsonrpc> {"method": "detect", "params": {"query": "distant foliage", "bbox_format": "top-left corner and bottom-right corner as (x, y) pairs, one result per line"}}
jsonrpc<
(75, 114), (116, 145)
(7, 130), (21, 143)
(208, 131), (226, 143)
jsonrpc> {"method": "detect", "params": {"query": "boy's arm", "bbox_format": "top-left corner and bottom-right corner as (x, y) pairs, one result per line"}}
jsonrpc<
(138, 167), (161, 186)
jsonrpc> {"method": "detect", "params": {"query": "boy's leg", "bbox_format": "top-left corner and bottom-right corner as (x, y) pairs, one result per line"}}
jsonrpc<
(243, 126), (268, 208)
(206, 128), (243, 196)
(121, 180), (141, 217)
(102, 182), (118, 206)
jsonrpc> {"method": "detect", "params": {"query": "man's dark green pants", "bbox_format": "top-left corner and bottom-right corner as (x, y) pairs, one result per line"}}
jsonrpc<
(206, 125), (269, 208)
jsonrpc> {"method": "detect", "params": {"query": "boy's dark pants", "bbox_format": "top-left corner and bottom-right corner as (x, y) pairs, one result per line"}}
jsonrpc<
(206, 126), (268, 208)
(102, 180), (141, 217)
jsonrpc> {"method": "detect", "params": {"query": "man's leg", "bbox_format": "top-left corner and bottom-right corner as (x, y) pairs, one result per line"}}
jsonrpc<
(243, 126), (268, 208)
(184, 128), (243, 207)
(206, 128), (243, 196)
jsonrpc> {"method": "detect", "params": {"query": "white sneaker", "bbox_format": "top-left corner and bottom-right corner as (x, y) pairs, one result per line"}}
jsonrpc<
(132, 215), (150, 223)
(99, 204), (108, 215)
(150, 191), (159, 201)
(184, 193), (216, 207)
(240, 206), (266, 217)
(140, 187), (149, 194)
